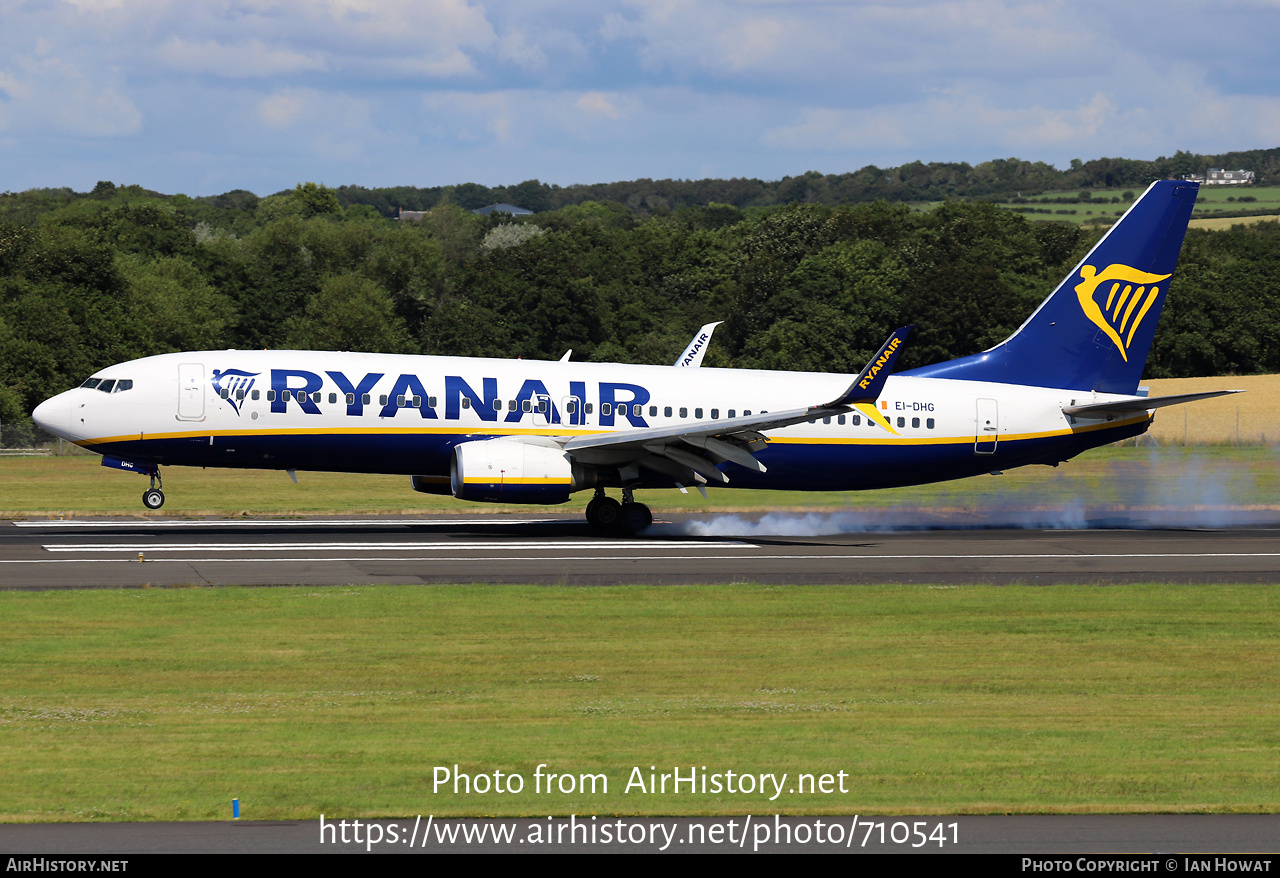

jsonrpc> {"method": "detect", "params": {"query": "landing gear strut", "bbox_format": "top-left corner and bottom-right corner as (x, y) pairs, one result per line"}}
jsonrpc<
(142, 469), (164, 510)
(585, 487), (652, 534)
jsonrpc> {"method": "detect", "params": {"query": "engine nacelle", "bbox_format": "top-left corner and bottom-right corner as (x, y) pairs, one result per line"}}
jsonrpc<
(451, 438), (588, 504)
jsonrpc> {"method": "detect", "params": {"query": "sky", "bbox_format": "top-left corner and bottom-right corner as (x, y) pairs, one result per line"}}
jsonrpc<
(2, 0), (1280, 197)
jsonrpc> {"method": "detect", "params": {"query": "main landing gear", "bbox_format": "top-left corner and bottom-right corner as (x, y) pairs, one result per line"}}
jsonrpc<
(585, 487), (652, 535)
(142, 469), (164, 510)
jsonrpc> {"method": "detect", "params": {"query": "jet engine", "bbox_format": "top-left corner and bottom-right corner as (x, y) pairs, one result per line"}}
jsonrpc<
(451, 438), (590, 504)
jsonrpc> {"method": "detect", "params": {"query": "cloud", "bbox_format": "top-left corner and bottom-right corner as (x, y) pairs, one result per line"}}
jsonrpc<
(0, 57), (142, 137)
(575, 92), (621, 118)
(2, 0), (1279, 194)
(156, 38), (328, 78)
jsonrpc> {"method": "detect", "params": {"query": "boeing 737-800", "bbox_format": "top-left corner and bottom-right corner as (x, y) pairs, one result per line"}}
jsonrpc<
(32, 180), (1236, 533)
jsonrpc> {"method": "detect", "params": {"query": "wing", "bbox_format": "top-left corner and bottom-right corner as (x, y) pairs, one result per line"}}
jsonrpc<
(560, 327), (913, 489)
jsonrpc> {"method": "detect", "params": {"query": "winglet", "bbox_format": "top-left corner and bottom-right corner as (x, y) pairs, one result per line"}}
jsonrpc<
(674, 321), (723, 367)
(826, 326), (913, 407)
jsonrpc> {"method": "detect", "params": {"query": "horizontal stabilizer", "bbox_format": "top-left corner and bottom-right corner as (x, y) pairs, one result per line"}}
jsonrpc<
(1063, 390), (1243, 418)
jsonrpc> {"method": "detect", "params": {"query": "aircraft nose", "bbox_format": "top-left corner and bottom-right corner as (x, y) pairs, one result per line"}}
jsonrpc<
(32, 392), (73, 440)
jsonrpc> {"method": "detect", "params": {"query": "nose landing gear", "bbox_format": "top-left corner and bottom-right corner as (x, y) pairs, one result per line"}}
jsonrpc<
(142, 469), (164, 510)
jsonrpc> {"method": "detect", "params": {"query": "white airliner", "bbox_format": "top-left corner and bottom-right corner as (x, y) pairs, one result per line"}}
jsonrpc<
(33, 180), (1236, 532)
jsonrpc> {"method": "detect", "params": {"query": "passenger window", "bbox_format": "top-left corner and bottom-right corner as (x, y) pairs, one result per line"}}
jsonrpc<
(492, 399), (501, 411)
(602, 403), (612, 416)
(429, 396), (437, 408)
(633, 404), (641, 416)
(329, 393), (337, 404)
(822, 416), (830, 425)
(397, 395), (406, 406)
(508, 400), (517, 411)
(252, 389), (260, 401)
(927, 418), (935, 429)
(219, 388), (229, 399)
(235, 389), (244, 401)
(837, 415), (845, 425)
(522, 399), (532, 413)
(379, 395), (388, 405)
(267, 390), (277, 402)
(851, 414), (860, 425)
(281, 390), (291, 401)
(649, 406), (657, 417)
(679, 407), (687, 418)
(565, 400), (576, 414)
(664, 406), (672, 417)
(897, 417), (905, 428)
(312, 392), (321, 404)
(585, 403), (593, 414)
(362, 394), (370, 405)
(711, 409), (719, 419)
(346, 393), (355, 405)
(411, 396), (422, 408)
(461, 397), (471, 409)
(912, 417), (920, 428)
(695, 408), (703, 419)
(743, 410), (751, 416)
(728, 409), (735, 419)
(539, 399), (548, 413)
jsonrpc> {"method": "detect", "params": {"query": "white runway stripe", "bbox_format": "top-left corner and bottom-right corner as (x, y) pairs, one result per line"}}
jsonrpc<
(8, 551), (1280, 565)
(15, 518), (563, 528)
(41, 540), (754, 553)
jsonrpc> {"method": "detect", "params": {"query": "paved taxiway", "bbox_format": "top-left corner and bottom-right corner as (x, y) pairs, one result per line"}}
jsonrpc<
(5, 514), (1280, 587)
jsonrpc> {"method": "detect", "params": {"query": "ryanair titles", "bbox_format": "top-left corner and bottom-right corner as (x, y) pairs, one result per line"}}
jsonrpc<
(856, 335), (903, 392)
(241, 368), (653, 428)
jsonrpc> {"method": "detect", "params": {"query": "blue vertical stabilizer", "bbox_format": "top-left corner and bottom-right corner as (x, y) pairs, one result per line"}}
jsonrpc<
(900, 180), (1199, 393)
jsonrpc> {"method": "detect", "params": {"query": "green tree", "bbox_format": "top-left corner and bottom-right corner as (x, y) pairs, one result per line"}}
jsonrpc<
(293, 182), (342, 217)
(116, 254), (235, 352)
(284, 273), (412, 353)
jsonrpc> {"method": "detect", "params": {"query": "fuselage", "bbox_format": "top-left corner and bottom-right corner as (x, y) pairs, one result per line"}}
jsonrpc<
(33, 349), (1152, 494)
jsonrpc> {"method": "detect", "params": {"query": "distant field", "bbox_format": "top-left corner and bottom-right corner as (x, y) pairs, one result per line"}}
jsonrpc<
(988, 185), (1280, 226)
(1142, 373), (1280, 445)
(1187, 214), (1280, 230)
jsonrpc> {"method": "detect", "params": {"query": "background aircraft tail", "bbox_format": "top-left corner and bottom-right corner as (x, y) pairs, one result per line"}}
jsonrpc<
(900, 179), (1199, 394)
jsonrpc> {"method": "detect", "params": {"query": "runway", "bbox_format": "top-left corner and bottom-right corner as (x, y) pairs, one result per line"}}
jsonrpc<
(5, 514), (1280, 587)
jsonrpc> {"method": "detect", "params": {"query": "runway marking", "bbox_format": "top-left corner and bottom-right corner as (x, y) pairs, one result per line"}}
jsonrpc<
(40, 540), (754, 553)
(7, 551), (1280, 566)
(14, 519), (564, 529)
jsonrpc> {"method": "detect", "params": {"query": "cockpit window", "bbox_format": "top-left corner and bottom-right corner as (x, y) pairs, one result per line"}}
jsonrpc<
(81, 378), (102, 389)
(96, 379), (117, 393)
(114, 380), (133, 393)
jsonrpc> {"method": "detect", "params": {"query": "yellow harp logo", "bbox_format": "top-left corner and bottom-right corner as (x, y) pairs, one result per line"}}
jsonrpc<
(1074, 263), (1172, 362)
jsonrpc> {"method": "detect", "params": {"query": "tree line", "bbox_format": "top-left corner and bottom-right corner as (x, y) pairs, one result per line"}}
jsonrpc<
(2, 176), (1279, 437)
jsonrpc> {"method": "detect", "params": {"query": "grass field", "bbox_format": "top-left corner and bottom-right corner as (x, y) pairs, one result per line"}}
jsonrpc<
(1143, 374), (1280, 446)
(2, 583), (1278, 821)
(2, 444), (1279, 520)
(984, 185), (1280, 226)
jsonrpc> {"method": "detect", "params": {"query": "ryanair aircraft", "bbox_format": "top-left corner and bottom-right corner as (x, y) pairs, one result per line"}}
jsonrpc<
(33, 180), (1236, 533)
